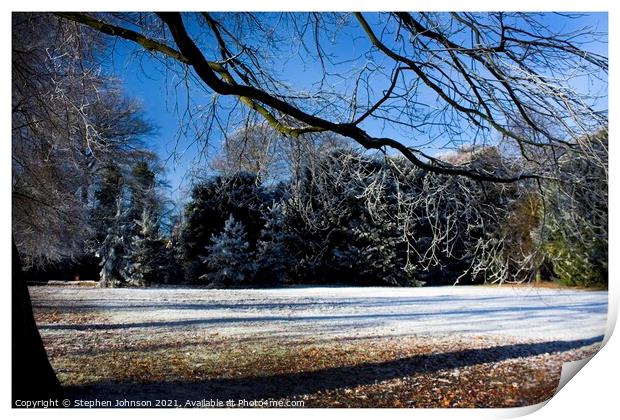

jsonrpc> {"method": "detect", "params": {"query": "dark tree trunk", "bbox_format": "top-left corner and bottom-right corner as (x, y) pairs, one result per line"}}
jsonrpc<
(12, 238), (62, 405)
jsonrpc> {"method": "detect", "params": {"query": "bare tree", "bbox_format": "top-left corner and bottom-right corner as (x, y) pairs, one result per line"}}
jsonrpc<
(12, 13), (154, 267)
(211, 122), (288, 182)
(12, 12), (154, 401)
(55, 12), (607, 184)
(212, 121), (351, 184)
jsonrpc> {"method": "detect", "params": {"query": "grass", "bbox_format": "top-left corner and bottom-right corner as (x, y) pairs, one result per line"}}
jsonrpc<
(31, 286), (604, 408)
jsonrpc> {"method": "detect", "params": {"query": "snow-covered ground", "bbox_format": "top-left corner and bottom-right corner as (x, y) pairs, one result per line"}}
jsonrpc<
(31, 285), (607, 343)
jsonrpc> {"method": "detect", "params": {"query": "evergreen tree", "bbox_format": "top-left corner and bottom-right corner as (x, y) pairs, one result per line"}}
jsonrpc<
(91, 165), (123, 246)
(93, 165), (131, 287)
(127, 160), (157, 231)
(162, 213), (187, 284)
(540, 130), (608, 287)
(159, 239), (183, 284)
(94, 160), (167, 287)
(126, 209), (165, 286)
(180, 172), (267, 282)
(97, 198), (131, 287)
(201, 215), (253, 287)
(253, 204), (295, 285)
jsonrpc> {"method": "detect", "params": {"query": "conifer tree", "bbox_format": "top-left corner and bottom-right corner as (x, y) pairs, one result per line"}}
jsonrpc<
(91, 165), (124, 246)
(126, 209), (165, 286)
(127, 161), (157, 232)
(253, 204), (295, 285)
(98, 198), (131, 287)
(201, 215), (253, 287)
(180, 172), (267, 282)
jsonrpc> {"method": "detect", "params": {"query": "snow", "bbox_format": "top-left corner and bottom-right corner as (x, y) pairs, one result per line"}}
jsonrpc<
(31, 285), (607, 343)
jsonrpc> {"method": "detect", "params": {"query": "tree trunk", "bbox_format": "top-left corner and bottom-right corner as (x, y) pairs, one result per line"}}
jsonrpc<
(12, 237), (62, 405)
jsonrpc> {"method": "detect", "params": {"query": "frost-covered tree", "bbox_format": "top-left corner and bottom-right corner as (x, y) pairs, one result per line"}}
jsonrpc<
(180, 172), (267, 282)
(95, 159), (168, 287)
(126, 209), (165, 286)
(97, 198), (132, 287)
(58, 12), (606, 188)
(201, 215), (253, 287)
(93, 165), (131, 287)
(387, 150), (531, 285)
(159, 240), (184, 284)
(282, 148), (419, 286)
(253, 204), (295, 285)
(127, 160), (159, 232)
(91, 165), (124, 246)
(330, 156), (420, 286)
(540, 130), (608, 287)
(12, 13), (153, 269)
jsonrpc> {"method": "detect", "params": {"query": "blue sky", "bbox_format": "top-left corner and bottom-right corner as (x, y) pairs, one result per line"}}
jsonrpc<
(105, 12), (608, 204)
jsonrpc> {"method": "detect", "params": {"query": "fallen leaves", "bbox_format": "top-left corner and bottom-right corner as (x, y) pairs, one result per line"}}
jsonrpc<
(34, 327), (600, 408)
(29, 287), (603, 408)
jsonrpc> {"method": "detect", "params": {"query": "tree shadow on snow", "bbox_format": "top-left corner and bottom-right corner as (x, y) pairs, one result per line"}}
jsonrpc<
(64, 335), (603, 405)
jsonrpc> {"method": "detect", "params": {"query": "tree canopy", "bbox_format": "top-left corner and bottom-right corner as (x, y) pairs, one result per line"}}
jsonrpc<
(55, 12), (607, 184)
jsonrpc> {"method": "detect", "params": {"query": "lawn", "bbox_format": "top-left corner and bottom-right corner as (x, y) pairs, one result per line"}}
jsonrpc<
(30, 285), (607, 408)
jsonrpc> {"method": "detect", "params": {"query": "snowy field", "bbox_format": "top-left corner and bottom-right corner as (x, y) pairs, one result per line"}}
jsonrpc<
(29, 285), (608, 407)
(32, 285), (607, 342)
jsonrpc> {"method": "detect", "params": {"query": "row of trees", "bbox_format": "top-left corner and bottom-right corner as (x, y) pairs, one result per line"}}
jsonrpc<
(17, 118), (607, 290)
(169, 131), (607, 289)
(12, 13), (607, 290)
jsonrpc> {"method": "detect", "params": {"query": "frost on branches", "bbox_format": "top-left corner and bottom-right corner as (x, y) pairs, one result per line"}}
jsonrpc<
(253, 204), (295, 285)
(97, 198), (131, 287)
(125, 209), (166, 287)
(201, 214), (253, 287)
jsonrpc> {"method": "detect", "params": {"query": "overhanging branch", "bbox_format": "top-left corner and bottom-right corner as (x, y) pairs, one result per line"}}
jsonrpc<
(57, 11), (540, 184)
